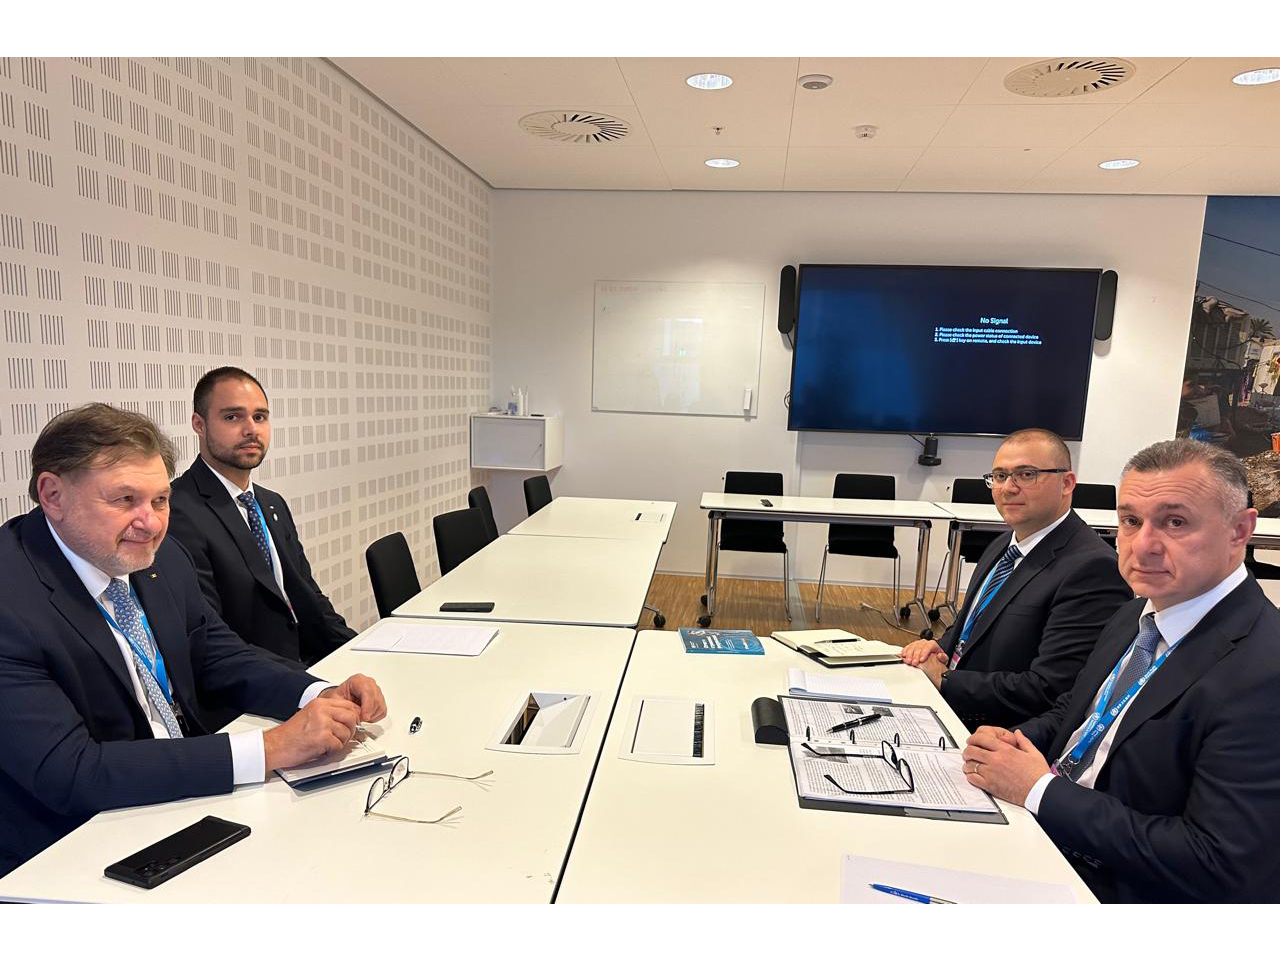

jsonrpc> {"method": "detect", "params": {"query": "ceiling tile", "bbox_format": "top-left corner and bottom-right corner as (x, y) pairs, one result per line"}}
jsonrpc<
(1156, 148), (1280, 196)
(1024, 145), (1214, 194)
(1080, 101), (1271, 148)
(615, 58), (797, 147)
(1134, 58), (1280, 104)
(436, 58), (633, 106)
(961, 58), (1187, 105)
(789, 103), (953, 147)
(931, 103), (1122, 148)
(784, 146), (923, 186)
(655, 146), (788, 190)
(796, 58), (988, 104)
(899, 146), (1065, 193)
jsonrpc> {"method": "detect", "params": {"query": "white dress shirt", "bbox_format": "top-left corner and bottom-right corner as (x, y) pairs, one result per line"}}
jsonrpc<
(204, 458), (292, 617)
(46, 521), (329, 784)
(1024, 563), (1248, 814)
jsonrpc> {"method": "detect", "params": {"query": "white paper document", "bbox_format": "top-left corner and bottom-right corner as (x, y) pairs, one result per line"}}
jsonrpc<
(840, 855), (1080, 904)
(620, 697), (715, 765)
(786, 669), (891, 703)
(351, 620), (498, 656)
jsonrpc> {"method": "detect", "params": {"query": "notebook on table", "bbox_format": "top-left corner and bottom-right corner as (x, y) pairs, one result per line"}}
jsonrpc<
(771, 629), (903, 668)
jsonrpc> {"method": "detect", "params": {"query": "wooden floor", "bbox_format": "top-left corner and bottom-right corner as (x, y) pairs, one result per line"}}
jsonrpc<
(641, 573), (961, 646)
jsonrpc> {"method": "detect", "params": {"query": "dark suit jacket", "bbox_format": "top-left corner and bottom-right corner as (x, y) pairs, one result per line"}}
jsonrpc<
(1019, 578), (1280, 903)
(939, 511), (1131, 729)
(169, 457), (355, 666)
(0, 509), (321, 878)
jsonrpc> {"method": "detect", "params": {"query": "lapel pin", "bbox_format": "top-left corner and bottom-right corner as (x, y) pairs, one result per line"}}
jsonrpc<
(149, 572), (158, 579)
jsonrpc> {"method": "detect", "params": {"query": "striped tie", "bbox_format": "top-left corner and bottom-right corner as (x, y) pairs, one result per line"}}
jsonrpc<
(949, 543), (1022, 669)
(104, 578), (184, 739)
(1065, 614), (1163, 783)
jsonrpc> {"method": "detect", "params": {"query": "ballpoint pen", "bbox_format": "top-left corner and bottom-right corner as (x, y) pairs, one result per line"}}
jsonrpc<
(869, 883), (955, 904)
(827, 714), (882, 734)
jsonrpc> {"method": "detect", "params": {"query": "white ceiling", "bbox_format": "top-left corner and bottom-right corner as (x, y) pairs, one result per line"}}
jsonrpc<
(332, 57), (1280, 195)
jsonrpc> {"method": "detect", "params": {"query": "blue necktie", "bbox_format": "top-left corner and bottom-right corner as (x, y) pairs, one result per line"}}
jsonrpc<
(949, 543), (1022, 669)
(1066, 613), (1163, 783)
(237, 489), (273, 572)
(104, 578), (184, 739)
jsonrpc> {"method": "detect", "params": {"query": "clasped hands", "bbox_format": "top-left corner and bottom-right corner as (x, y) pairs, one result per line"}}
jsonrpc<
(961, 726), (1049, 807)
(899, 638), (948, 688)
(262, 674), (388, 773)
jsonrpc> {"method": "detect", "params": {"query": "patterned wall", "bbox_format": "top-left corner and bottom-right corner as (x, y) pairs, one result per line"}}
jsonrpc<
(0, 57), (492, 629)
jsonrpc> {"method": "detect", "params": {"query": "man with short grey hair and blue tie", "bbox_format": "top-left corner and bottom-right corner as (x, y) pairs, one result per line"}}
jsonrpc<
(963, 439), (1280, 902)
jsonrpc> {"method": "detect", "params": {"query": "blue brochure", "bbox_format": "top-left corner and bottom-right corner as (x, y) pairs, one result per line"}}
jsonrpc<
(679, 628), (764, 655)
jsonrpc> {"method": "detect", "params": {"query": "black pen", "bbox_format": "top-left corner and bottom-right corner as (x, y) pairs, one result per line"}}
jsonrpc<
(828, 714), (881, 734)
(408, 716), (422, 735)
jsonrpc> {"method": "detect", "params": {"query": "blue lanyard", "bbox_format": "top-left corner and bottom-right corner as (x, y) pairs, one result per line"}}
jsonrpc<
(96, 588), (173, 704)
(1061, 638), (1172, 769)
(958, 561), (1007, 642)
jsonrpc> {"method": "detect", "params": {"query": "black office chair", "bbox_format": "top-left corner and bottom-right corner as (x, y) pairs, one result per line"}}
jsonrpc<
(468, 485), (500, 544)
(1073, 482), (1117, 550)
(433, 507), (491, 576)
(941, 478), (1000, 616)
(365, 532), (421, 619)
(817, 474), (900, 623)
(718, 470), (790, 620)
(524, 475), (553, 516)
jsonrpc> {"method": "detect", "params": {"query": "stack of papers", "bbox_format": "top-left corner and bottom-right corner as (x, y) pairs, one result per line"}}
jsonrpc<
(786, 669), (891, 703)
(352, 620), (498, 656)
(772, 629), (902, 667)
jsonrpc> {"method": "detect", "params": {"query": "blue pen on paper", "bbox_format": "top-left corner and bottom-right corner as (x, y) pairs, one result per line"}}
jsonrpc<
(869, 883), (955, 904)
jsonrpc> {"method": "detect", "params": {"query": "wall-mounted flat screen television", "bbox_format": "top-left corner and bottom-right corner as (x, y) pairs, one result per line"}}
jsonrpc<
(786, 264), (1103, 439)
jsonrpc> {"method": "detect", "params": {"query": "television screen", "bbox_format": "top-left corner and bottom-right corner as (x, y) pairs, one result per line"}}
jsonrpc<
(787, 264), (1102, 439)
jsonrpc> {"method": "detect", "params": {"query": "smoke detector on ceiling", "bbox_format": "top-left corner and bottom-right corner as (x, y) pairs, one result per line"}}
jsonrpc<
(518, 111), (630, 143)
(798, 74), (833, 91)
(853, 124), (878, 140)
(1003, 58), (1137, 98)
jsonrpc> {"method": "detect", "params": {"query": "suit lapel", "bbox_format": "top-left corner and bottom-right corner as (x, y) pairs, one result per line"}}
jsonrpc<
(189, 457), (288, 605)
(958, 511), (1084, 661)
(20, 512), (141, 706)
(1106, 578), (1261, 759)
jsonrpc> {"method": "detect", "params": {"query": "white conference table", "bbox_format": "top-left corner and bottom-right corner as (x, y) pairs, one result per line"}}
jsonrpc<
(555, 630), (1096, 903)
(699, 493), (954, 626)
(394, 533), (663, 627)
(508, 496), (677, 543)
(0, 619), (636, 904)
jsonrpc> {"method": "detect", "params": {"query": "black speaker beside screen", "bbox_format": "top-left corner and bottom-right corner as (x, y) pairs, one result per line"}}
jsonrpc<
(1094, 269), (1118, 341)
(778, 265), (797, 336)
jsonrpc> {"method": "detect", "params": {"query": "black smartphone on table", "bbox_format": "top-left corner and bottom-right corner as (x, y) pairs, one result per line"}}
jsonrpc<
(104, 816), (250, 889)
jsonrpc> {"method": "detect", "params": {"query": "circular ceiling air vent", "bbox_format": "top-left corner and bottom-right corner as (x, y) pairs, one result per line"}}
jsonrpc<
(519, 111), (630, 143)
(1003, 58), (1137, 98)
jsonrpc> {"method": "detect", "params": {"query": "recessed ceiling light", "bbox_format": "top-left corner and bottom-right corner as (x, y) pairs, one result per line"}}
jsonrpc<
(687, 73), (733, 90)
(1232, 68), (1280, 86)
(1099, 158), (1141, 170)
(704, 158), (739, 168)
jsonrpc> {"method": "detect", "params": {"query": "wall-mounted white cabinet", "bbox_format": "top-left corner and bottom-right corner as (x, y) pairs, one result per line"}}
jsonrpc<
(470, 414), (564, 471)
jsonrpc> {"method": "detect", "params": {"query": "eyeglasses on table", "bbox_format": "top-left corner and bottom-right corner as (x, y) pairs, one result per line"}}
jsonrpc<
(363, 754), (494, 824)
(800, 739), (915, 796)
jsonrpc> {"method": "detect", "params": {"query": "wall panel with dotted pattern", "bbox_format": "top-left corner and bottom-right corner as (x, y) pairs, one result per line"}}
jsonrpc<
(0, 57), (492, 629)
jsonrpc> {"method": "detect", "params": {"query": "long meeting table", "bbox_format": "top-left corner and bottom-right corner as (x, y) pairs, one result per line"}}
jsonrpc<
(699, 493), (955, 627)
(0, 619), (636, 903)
(556, 629), (1096, 903)
(507, 496), (677, 543)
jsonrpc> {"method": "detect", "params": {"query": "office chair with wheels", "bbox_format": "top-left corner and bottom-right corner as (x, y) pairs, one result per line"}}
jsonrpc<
(703, 470), (790, 624)
(817, 474), (901, 623)
(1072, 482), (1117, 550)
(365, 532), (421, 619)
(524, 475), (553, 516)
(433, 507), (491, 576)
(468, 485), (500, 543)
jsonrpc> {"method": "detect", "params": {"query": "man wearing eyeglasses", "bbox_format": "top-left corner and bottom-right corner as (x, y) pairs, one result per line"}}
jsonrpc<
(901, 428), (1130, 729)
(962, 440), (1280, 902)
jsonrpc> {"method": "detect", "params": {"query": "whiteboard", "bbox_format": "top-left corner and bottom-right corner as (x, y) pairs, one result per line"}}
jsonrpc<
(592, 280), (765, 417)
